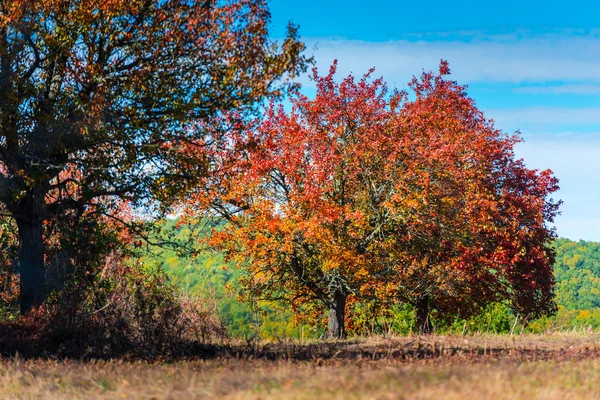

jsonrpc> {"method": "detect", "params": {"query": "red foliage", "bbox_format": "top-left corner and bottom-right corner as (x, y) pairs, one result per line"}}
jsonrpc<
(184, 60), (560, 334)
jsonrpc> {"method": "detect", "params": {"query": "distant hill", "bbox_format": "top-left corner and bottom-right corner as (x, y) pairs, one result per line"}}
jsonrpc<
(553, 238), (600, 310)
(142, 222), (600, 335)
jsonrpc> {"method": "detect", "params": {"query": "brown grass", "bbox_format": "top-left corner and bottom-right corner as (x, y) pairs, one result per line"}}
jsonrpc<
(2, 333), (600, 399)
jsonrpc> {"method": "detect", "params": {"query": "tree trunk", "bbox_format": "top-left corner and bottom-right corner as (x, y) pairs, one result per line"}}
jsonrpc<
(16, 216), (45, 314)
(327, 290), (346, 339)
(415, 295), (433, 335)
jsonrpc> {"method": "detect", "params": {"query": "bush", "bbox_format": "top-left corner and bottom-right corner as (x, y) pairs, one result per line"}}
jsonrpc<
(0, 252), (226, 359)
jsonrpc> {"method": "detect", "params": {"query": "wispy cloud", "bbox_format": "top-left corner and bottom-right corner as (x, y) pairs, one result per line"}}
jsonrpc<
(514, 84), (600, 95)
(302, 31), (600, 86)
(487, 107), (600, 127)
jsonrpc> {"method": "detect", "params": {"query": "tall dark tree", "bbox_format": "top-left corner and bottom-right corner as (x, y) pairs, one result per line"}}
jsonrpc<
(0, 0), (309, 313)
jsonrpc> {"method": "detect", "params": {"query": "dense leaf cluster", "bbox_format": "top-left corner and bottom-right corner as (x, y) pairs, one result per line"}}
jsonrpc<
(187, 62), (560, 337)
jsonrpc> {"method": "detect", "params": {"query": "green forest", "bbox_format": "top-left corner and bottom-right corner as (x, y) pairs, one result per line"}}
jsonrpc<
(143, 222), (600, 339)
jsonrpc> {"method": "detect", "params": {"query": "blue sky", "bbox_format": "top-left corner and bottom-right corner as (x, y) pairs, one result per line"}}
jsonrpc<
(269, 0), (600, 241)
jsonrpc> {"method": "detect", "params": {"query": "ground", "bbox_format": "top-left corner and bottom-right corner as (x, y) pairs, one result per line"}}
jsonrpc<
(2, 334), (600, 399)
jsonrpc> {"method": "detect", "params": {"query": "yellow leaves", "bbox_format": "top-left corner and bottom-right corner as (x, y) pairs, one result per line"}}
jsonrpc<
(321, 258), (340, 272)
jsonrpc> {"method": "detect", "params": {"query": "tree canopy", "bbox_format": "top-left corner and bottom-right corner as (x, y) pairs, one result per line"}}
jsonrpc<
(369, 62), (560, 332)
(0, 0), (309, 313)
(191, 61), (560, 337)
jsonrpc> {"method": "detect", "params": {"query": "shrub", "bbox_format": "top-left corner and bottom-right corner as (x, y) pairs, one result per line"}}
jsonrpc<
(0, 252), (226, 359)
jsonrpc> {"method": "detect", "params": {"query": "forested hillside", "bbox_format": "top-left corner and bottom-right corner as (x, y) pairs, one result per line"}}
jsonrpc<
(149, 227), (600, 338)
(526, 238), (600, 332)
(553, 238), (600, 310)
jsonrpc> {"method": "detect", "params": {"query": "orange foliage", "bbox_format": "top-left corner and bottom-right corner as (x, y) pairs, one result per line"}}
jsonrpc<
(185, 60), (560, 336)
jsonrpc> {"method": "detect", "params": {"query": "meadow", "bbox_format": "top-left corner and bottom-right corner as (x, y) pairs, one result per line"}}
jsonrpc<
(2, 334), (600, 399)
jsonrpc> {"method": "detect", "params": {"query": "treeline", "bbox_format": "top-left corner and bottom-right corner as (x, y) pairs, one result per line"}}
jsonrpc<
(526, 238), (600, 333)
(150, 229), (600, 338)
(553, 238), (600, 310)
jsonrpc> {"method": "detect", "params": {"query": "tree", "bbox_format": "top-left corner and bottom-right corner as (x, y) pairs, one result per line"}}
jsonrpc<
(365, 62), (560, 333)
(0, 0), (309, 313)
(197, 61), (560, 338)
(198, 62), (406, 339)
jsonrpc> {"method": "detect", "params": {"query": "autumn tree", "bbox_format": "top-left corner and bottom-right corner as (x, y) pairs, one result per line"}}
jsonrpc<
(0, 0), (309, 313)
(193, 61), (559, 338)
(194, 63), (406, 339)
(365, 62), (560, 333)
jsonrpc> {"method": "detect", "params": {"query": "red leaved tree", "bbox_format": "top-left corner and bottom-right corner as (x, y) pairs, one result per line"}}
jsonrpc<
(367, 62), (560, 333)
(186, 62), (401, 339)
(189, 61), (560, 338)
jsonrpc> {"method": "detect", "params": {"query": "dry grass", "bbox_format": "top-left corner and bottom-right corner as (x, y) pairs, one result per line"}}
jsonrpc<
(2, 333), (600, 399)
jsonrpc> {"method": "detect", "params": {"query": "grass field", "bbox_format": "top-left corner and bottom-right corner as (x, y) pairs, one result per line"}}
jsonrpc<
(2, 334), (600, 399)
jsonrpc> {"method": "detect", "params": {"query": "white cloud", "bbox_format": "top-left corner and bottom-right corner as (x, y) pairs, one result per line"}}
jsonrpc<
(302, 32), (600, 86)
(486, 107), (600, 127)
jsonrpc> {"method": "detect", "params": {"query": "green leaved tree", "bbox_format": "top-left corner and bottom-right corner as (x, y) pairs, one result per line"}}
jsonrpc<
(0, 0), (309, 313)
